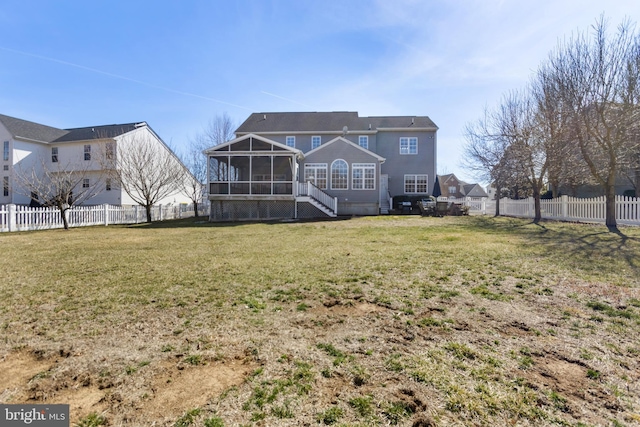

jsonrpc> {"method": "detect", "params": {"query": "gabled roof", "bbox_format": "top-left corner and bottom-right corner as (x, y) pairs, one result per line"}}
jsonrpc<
(0, 113), (69, 143)
(438, 173), (457, 185)
(236, 112), (438, 134)
(305, 136), (386, 162)
(204, 133), (303, 158)
(0, 113), (141, 143)
(461, 184), (489, 198)
(55, 123), (141, 142)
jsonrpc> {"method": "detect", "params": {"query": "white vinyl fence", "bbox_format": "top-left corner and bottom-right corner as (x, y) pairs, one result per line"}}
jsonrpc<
(442, 197), (488, 214)
(498, 195), (640, 226)
(0, 204), (209, 232)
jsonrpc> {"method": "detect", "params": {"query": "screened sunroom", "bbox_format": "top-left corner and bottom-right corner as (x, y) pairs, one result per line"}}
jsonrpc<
(205, 134), (305, 221)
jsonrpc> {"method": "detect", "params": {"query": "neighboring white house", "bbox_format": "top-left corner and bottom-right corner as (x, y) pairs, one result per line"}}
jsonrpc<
(0, 114), (193, 207)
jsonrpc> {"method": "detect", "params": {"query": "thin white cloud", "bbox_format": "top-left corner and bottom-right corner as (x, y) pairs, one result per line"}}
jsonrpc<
(0, 46), (255, 111)
(260, 91), (313, 109)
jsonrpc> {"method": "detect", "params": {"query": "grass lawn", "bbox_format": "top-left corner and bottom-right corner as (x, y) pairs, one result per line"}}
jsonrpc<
(1, 215), (639, 426)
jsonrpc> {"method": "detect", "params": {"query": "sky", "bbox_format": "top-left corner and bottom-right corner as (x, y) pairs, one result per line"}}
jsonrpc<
(1, 0), (639, 183)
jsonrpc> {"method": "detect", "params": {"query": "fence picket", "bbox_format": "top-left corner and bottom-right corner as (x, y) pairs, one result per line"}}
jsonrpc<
(0, 203), (208, 232)
(499, 195), (639, 225)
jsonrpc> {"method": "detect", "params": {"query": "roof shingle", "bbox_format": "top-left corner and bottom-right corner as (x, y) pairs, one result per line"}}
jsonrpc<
(236, 112), (437, 133)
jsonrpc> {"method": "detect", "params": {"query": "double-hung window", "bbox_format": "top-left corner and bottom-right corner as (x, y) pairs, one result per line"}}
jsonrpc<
(399, 137), (417, 155)
(311, 136), (321, 149)
(404, 174), (428, 193)
(3, 141), (9, 161)
(106, 178), (112, 191)
(51, 147), (58, 163)
(358, 136), (368, 149)
(352, 163), (375, 190)
(286, 136), (295, 148)
(84, 144), (91, 161)
(304, 163), (327, 189)
(331, 159), (348, 190)
(3, 176), (9, 197)
(82, 178), (90, 188)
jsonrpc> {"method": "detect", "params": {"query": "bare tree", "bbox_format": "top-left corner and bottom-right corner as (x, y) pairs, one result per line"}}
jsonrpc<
(179, 146), (206, 217)
(180, 113), (237, 216)
(14, 157), (103, 230)
(532, 64), (592, 197)
(463, 109), (512, 216)
(548, 16), (640, 228)
(106, 131), (186, 223)
(194, 113), (237, 149)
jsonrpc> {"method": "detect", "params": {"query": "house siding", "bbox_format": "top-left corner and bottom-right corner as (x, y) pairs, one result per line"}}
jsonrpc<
(302, 139), (381, 215)
(375, 130), (436, 197)
(0, 116), (193, 208)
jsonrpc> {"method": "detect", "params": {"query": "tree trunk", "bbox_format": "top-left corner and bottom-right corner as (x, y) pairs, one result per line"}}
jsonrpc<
(193, 201), (199, 218)
(59, 204), (69, 230)
(145, 205), (153, 223)
(604, 183), (617, 230)
(494, 196), (501, 217)
(533, 188), (542, 223)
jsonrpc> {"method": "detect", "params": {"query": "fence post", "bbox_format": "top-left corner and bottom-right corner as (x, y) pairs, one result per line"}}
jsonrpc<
(527, 197), (533, 218)
(134, 205), (139, 224)
(561, 195), (568, 220)
(158, 204), (163, 221)
(7, 204), (16, 232)
(104, 204), (109, 226)
(481, 198), (486, 215)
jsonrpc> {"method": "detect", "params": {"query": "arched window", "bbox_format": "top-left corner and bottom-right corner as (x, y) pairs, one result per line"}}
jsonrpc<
(331, 159), (348, 190)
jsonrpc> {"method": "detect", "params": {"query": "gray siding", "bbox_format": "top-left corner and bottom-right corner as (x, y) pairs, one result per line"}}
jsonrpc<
(262, 130), (435, 198)
(303, 139), (381, 215)
(375, 130), (437, 198)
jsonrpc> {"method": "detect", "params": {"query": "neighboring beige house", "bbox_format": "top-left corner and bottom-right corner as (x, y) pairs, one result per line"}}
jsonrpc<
(0, 113), (193, 207)
(436, 173), (488, 199)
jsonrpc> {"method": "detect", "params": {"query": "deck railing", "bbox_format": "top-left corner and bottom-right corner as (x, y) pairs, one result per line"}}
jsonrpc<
(297, 182), (338, 214)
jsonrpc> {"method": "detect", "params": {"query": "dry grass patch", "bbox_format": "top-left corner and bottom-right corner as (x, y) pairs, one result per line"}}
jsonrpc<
(1, 216), (639, 426)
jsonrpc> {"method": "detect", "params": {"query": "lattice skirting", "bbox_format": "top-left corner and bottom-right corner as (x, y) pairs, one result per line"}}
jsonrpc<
(210, 200), (295, 221)
(296, 202), (330, 219)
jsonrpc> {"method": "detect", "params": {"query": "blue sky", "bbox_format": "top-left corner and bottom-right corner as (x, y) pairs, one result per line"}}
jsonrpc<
(1, 0), (638, 183)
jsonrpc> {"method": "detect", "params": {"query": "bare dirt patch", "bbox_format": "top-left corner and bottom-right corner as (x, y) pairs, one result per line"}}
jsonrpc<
(0, 349), (253, 425)
(141, 360), (253, 420)
(0, 350), (52, 401)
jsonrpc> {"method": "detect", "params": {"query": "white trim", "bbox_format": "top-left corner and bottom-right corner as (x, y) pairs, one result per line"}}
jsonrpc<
(204, 133), (303, 157)
(358, 135), (368, 149)
(236, 130), (378, 136)
(311, 135), (321, 149)
(404, 174), (429, 194)
(330, 159), (348, 190)
(306, 136), (385, 162)
(352, 163), (376, 190)
(376, 127), (438, 132)
(304, 163), (328, 189)
(399, 137), (418, 155)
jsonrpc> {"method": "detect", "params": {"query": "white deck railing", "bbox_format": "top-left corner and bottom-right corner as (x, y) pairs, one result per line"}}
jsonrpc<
(0, 203), (208, 232)
(297, 182), (338, 214)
